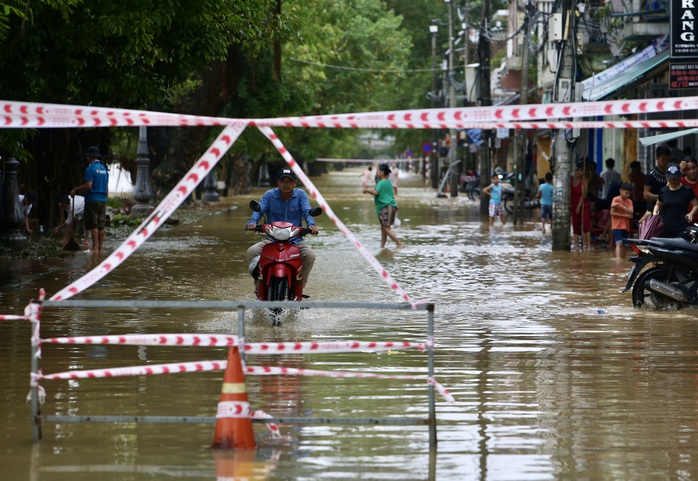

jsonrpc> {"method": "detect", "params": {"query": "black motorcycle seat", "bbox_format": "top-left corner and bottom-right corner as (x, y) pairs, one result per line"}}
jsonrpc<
(650, 236), (698, 252)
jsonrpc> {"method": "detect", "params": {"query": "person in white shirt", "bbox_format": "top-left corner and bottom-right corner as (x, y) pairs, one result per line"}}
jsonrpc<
(600, 158), (622, 202)
(53, 194), (86, 247)
(19, 190), (38, 235)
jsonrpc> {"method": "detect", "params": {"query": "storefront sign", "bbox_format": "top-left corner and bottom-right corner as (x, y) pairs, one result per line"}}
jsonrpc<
(670, 63), (698, 88)
(672, 0), (698, 60)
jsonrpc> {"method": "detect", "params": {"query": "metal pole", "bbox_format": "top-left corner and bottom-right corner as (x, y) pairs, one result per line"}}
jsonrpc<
(514, 4), (531, 225)
(430, 22), (440, 190)
(479, 0), (492, 218)
(427, 303), (437, 449)
(30, 301), (41, 441)
(238, 307), (245, 362)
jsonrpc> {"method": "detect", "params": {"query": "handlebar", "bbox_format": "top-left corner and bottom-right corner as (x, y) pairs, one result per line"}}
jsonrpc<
(245, 224), (316, 237)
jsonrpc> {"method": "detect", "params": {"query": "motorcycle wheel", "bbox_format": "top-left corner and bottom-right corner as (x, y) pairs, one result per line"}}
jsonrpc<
(631, 266), (681, 310)
(268, 277), (291, 326)
(504, 197), (520, 215)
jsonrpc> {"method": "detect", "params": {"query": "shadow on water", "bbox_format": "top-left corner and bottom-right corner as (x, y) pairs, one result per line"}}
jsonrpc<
(2, 168), (698, 480)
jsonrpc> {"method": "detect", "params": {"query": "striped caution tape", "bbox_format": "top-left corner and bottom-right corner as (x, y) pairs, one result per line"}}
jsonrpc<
(42, 336), (425, 353)
(43, 334), (240, 347)
(34, 361), (455, 402)
(5, 97), (698, 128)
(216, 400), (251, 419)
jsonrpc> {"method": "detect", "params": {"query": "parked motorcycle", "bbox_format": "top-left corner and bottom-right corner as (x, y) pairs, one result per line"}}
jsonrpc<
(246, 200), (323, 324)
(496, 169), (540, 214)
(623, 225), (698, 310)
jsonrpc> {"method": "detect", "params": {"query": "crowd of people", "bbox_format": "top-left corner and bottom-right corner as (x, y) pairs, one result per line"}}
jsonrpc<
(569, 144), (698, 256)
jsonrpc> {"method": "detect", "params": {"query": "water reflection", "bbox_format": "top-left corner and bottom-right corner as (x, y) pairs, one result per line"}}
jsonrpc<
(2, 168), (698, 480)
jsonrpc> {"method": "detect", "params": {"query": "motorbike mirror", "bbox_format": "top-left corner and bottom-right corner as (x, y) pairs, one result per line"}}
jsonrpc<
(309, 206), (323, 217)
(249, 200), (261, 212)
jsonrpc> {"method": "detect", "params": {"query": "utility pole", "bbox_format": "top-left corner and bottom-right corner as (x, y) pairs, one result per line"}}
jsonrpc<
(552, 0), (574, 251)
(514, 1), (531, 225)
(447, 0), (459, 198)
(479, 0), (492, 218)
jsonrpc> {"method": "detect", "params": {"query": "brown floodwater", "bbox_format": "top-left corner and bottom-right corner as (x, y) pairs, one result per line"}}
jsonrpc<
(2, 167), (698, 480)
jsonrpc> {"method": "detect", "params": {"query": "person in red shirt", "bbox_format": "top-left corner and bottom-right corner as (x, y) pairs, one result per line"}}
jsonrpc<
(611, 183), (634, 258)
(680, 157), (698, 202)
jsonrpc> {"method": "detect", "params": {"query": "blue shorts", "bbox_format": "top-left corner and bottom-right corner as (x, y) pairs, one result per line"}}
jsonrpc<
(541, 204), (552, 220)
(612, 229), (628, 244)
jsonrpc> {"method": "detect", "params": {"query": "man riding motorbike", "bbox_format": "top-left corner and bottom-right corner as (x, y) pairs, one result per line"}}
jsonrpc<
(245, 168), (319, 290)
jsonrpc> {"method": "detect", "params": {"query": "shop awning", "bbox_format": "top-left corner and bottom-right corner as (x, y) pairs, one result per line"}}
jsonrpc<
(581, 35), (669, 102)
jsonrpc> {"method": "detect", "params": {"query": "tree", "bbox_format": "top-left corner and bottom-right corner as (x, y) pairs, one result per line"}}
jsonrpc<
(0, 0), (293, 224)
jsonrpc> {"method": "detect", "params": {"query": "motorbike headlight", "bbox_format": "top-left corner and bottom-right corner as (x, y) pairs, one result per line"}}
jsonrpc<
(271, 226), (292, 241)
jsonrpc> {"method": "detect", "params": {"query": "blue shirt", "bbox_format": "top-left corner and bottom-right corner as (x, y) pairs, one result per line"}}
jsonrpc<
(84, 160), (109, 202)
(488, 183), (502, 205)
(538, 182), (554, 206)
(248, 188), (316, 244)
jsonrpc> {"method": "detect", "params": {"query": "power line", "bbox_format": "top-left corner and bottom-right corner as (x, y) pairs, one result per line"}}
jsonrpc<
(288, 57), (434, 73)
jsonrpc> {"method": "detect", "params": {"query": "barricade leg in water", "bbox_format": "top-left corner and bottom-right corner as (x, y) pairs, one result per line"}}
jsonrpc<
(211, 346), (256, 449)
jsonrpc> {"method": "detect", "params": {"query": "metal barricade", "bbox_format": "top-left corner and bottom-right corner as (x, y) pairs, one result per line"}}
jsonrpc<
(31, 300), (439, 448)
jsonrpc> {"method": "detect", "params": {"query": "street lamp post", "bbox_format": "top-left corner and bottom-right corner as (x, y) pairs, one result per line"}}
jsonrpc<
(131, 126), (155, 218)
(430, 22), (439, 190)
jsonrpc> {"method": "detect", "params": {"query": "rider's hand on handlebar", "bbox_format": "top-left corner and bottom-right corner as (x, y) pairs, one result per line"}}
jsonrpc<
(308, 225), (319, 235)
(245, 222), (257, 230)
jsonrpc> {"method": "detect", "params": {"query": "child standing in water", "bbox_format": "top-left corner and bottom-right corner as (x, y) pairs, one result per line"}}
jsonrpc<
(483, 173), (506, 226)
(537, 172), (554, 234)
(610, 183), (634, 258)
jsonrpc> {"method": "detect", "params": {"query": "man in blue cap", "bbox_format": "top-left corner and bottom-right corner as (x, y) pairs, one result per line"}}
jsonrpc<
(71, 146), (109, 253)
(245, 167), (319, 288)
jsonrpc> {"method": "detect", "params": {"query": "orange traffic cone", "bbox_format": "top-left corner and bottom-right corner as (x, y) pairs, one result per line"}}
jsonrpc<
(211, 346), (256, 449)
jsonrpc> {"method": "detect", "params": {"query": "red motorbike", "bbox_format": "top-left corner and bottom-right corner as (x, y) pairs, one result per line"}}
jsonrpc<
(246, 200), (322, 324)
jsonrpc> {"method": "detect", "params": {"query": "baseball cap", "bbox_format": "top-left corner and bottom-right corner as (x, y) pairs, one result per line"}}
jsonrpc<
(666, 163), (682, 179)
(277, 168), (296, 181)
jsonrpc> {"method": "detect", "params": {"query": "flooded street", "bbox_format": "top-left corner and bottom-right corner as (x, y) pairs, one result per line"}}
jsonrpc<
(2, 167), (698, 480)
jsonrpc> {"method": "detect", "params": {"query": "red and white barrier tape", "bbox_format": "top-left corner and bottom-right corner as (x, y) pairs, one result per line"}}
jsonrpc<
(43, 334), (240, 347)
(256, 118), (698, 130)
(35, 360), (226, 380)
(5, 97), (698, 131)
(42, 335), (424, 354)
(245, 340), (424, 354)
(0, 100), (229, 128)
(34, 361), (454, 402)
(216, 400), (251, 418)
(216, 402), (281, 437)
(0, 314), (29, 321)
(49, 123), (246, 302)
(253, 96), (698, 127)
(252, 410), (282, 438)
(258, 126), (418, 306)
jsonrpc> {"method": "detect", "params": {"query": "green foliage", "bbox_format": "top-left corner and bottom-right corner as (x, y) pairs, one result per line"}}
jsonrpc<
(106, 197), (126, 210)
(265, 0), (414, 161)
(0, 2), (24, 41)
(110, 213), (141, 228)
